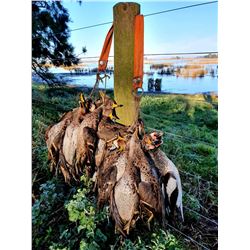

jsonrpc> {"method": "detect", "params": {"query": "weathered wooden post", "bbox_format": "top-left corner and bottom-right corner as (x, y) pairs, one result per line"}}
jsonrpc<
(113, 2), (140, 126)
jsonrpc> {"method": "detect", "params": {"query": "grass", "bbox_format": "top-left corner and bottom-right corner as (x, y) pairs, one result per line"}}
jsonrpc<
(140, 94), (217, 180)
(32, 83), (218, 249)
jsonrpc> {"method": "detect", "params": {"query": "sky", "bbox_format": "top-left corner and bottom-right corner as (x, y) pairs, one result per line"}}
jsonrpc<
(62, 1), (218, 58)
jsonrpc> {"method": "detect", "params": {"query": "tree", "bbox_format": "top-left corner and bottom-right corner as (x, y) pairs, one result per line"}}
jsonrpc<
(32, 1), (81, 85)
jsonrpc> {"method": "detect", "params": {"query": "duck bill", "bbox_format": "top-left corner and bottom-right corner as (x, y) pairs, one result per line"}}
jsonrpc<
(112, 102), (123, 109)
(80, 93), (86, 103)
(112, 108), (120, 120)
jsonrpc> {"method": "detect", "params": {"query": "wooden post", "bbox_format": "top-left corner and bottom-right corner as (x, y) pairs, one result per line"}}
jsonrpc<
(113, 2), (140, 126)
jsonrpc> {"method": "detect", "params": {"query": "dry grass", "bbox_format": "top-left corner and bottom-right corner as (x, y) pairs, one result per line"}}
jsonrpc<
(176, 63), (214, 78)
(193, 58), (218, 65)
(177, 66), (207, 78)
(184, 64), (203, 69)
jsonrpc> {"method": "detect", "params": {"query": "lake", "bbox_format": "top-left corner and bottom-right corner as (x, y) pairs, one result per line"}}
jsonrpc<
(32, 62), (218, 95)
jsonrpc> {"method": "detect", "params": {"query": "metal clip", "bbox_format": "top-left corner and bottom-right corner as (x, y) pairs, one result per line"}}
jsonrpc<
(132, 76), (144, 97)
(132, 87), (144, 98)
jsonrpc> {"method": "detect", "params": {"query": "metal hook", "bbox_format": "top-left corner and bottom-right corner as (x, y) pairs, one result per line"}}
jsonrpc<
(132, 87), (144, 98)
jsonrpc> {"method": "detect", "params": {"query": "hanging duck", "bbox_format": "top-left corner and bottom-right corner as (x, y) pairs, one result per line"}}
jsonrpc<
(97, 91), (127, 142)
(62, 91), (124, 182)
(110, 141), (140, 236)
(144, 130), (184, 222)
(45, 93), (89, 181)
(96, 148), (126, 209)
(130, 127), (166, 230)
(149, 146), (184, 222)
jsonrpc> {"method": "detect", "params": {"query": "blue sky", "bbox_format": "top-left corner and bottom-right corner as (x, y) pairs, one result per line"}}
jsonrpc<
(62, 1), (217, 57)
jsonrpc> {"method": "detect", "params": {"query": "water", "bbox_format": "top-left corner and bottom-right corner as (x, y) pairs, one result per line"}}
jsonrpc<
(33, 63), (218, 94)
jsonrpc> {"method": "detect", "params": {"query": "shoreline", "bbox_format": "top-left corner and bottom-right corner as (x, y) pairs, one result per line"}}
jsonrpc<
(32, 82), (218, 97)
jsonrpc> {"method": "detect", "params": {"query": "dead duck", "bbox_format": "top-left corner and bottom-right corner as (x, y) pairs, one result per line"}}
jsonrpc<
(109, 127), (165, 236)
(45, 120), (69, 171)
(110, 136), (140, 236)
(62, 91), (123, 182)
(62, 104), (102, 182)
(46, 91), (123, 183)
(74, 92), (123, 177)
(45, 93), (89, 178)
(130, 128), (166, 230)
(149, 148), (184, 222)
(93, 133), (127, 207)
(141, 130), (184, 222)
(75, 126), (98, 177)
(94, 133), (128, 208)
(97, 93), (127, 143)
(96, 148), (126, 209)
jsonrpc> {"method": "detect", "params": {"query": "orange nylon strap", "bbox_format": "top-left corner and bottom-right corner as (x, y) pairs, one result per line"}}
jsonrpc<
(98, 25), (114, 72)
(133, 15), (144, 90)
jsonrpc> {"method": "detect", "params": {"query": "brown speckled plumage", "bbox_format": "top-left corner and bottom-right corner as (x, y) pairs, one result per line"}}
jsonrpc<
(45, 92), (184, 234)
(45, 106), (87, 181)
(130, 130), (166, 227)
(110, 143), (140, 236)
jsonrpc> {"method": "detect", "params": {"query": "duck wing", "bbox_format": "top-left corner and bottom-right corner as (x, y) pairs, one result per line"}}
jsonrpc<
(129, 130), (165, 223)
(97, 117), (127, 141)
(97, 150), (126, 208)
(75, 126), (97, 177)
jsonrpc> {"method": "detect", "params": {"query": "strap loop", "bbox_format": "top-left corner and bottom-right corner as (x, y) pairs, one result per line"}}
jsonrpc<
(133, 15), (144, 91)
(92, 15), (144, 99)
(98, 25), (114, 72)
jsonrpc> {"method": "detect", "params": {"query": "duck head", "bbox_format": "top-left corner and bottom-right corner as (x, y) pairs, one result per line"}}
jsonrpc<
(94, 98), (103, 109)
(142, 131), (163, 151)
(115, 133), (127, 151)
(79, 93), (97, 113)
(108, 104), (123, 122)
(99, 91), (123, 119)
(142, 134), (156, 151)
(150, 131), (163, 148)
(86, 99), (97, 112)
